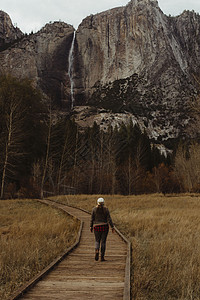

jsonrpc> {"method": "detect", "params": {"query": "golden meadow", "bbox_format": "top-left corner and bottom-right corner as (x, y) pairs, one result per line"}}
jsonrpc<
(56, 194), (200, 299)
(1, 194), (200, 299)
(0, 200), (79, 300)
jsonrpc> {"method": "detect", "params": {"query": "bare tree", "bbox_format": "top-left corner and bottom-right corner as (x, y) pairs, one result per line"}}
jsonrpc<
(0, 96), (27, 198)
(40, 105), (52, 198)
(56, 125), (72, 194)
(174, 143), (200, 192)
(104, 126), (118, 194)
(178, 86), (200, 191)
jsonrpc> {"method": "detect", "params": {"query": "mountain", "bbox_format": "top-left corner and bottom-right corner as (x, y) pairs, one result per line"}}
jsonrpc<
(0, 0), (200, 145)
(0, 10), (23, 48)
(0, 13), (74, 108)
(73, 0), (200, 142)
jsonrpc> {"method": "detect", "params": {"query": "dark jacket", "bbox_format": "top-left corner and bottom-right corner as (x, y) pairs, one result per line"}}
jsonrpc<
(90, 206), (114, 228)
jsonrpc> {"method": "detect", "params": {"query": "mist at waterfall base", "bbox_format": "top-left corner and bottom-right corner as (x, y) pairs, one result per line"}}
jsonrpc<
(1, 0), (200, 33)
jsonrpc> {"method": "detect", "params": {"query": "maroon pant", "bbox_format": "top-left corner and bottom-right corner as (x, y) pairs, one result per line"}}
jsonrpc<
(94, 228), (109, 257)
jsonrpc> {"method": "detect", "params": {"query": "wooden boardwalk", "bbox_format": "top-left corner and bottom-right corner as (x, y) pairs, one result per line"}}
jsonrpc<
(12, 199), (130, 300)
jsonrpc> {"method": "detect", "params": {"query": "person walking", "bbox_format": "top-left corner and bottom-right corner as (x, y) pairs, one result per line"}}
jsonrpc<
(90, 197), (115, 261)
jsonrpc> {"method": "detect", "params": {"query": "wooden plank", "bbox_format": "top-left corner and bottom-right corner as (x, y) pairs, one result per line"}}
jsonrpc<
(22, 289), (124, 300)
(33, 280), (125, 289)
(9, 202), (83, 300)
(9, 199), (131, 300)
(45, 275), (124, 281)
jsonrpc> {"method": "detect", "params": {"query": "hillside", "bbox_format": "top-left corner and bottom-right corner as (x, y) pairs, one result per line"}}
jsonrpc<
(0, 0), (200, 144)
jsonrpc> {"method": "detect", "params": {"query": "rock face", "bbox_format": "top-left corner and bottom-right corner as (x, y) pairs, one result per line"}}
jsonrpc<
(75, 0), (200, 95)
(0, 20), (75, 108)
(0, 11), (23, 49)
(73, 0), (200, 142)
(1, 0), (200, 143)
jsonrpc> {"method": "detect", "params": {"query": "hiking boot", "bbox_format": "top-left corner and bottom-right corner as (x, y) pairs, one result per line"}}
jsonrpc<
(95, 250), (99, 261)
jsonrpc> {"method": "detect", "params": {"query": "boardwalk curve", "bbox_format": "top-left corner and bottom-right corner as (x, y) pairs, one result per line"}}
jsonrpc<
(10, 199), (131, 300)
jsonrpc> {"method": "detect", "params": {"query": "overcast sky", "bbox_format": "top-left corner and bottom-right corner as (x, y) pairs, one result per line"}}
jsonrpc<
(1, 0), (200, 33)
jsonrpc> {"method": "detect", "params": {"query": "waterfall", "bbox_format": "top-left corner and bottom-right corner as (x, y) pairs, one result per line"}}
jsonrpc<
(68, 31), (76, 109)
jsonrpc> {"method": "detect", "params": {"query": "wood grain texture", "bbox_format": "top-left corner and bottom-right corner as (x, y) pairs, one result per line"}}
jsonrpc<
(11, 199), (130, 300)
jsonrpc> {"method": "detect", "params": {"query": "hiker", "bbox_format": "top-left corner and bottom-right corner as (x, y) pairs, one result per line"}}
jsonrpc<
(90, 197), (115, 261)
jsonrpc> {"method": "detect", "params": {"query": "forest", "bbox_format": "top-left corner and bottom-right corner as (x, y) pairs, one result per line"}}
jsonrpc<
(0, 74), (199, 199)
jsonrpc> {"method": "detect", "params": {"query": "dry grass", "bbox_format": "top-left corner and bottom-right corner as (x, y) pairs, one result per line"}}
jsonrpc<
(54, 194), (200, 300)
(0, 199), (79, 300)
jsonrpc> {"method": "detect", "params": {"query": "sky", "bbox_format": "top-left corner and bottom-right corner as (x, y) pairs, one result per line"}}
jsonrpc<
(1, 0), (200, 34)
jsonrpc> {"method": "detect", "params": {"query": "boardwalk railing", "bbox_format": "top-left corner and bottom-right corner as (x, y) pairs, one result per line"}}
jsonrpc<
(52, 200), (132, 300)
(115, 227), (131, 300)
(9, 200), (83, 300)
(9, 199), (131, 300)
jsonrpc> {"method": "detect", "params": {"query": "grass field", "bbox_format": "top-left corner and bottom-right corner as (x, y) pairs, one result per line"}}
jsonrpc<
(0, 199), (79, 300)
(54, 194), (200, 300)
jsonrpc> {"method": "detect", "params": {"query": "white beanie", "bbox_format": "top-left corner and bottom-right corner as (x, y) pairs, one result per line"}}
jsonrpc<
(97, 197), (104, 205)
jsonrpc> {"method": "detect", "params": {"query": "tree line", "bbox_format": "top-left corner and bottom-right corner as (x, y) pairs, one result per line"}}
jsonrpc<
(0, 74), (199, 199)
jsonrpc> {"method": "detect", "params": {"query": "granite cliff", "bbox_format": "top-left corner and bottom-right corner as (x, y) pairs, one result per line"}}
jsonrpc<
(0, 11), (23, 49)
(75, 0), (200, 96)
(0, 0), (200, 143)
(0, 15), (75, 108)
(73, 0), (200, 141)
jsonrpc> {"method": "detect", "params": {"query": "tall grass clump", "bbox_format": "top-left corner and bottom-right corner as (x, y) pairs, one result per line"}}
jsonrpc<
(55, 194), (200, 299)
(0, 199), (79, 300)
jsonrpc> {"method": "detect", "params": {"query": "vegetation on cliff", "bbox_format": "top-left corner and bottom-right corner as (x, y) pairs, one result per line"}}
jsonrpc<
(0, 74), (200, 197)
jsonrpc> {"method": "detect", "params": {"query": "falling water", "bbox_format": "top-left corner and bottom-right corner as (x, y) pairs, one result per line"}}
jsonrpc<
(68, 31), (76, 109)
